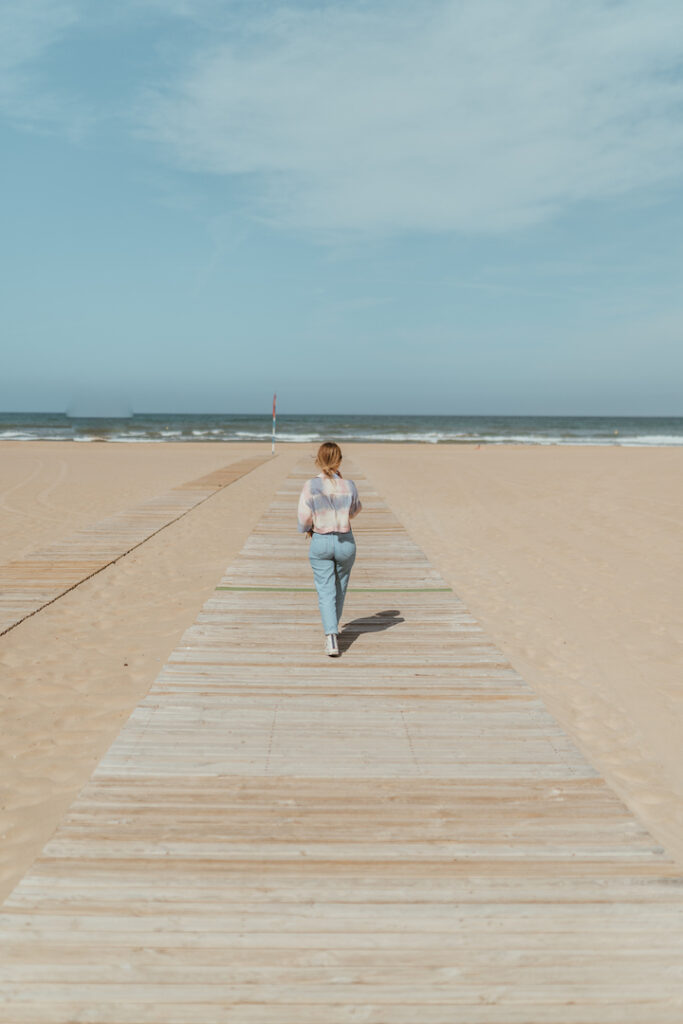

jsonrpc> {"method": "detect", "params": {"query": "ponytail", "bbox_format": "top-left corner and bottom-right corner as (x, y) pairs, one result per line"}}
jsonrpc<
(315, 441), (342, 478)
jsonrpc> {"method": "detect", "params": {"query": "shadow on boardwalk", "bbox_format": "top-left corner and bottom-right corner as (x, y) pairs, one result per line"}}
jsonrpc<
(338, 608), (405, 652)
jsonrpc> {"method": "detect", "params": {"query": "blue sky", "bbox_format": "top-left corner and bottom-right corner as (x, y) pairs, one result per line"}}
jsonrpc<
(2, 0), (682, 415)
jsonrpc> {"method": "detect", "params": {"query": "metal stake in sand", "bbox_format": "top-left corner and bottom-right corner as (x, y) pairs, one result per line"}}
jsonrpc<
(271, 392), (277, 454)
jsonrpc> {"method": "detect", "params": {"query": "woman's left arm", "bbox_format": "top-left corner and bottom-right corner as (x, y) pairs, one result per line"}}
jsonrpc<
(349, 482), (362, 518)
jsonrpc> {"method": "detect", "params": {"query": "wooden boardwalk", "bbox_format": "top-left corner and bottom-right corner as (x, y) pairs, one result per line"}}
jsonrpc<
(1, 460), (683, 1022)
(0, 455), (270, 636)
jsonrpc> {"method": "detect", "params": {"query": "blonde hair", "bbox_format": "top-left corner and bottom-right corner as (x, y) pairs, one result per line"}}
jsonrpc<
(315, 441), (342, 478)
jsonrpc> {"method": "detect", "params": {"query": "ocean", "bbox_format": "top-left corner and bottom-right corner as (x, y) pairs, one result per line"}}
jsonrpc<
(0, 412), (682, 446)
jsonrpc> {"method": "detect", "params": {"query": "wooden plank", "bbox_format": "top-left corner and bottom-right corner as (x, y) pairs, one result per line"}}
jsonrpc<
(1, 458), (682, 1023)
(0, 455), (271, 635)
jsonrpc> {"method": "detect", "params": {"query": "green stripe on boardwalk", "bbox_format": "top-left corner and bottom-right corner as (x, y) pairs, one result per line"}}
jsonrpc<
(215, 585), (453, 592)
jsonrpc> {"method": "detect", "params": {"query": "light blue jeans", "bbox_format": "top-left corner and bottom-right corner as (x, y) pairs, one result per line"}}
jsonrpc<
(308, 531), (356, 635)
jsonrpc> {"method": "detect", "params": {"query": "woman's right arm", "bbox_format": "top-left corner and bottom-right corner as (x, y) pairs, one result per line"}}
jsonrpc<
(297, 482), (314, 535)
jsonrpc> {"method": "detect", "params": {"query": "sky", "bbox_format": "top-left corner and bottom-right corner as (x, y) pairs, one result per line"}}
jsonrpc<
(2, 0), (683, 416)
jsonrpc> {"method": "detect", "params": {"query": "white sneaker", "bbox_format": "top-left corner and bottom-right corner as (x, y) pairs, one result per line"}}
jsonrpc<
(325, 634), (340, 657)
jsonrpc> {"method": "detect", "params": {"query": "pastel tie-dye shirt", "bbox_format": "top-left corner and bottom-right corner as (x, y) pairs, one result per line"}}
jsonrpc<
(297, 473), (362, 534)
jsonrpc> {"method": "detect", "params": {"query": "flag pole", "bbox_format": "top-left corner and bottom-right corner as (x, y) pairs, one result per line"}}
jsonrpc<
(271, 392), (277, 455)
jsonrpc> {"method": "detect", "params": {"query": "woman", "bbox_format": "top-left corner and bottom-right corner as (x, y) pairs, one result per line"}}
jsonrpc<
(297, 442), (362, 656)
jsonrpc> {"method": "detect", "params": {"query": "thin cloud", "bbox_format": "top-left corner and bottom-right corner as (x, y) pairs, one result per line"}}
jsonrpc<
(0, 0), (78, 78)
(140, 0), (683, 234)
(0, 0), (90, 133)
(0, 0), (204, 132)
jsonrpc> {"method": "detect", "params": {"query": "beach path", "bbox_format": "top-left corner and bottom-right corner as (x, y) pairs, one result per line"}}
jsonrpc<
(1, 459), (683, 1022)
(0, 455), (271, 636)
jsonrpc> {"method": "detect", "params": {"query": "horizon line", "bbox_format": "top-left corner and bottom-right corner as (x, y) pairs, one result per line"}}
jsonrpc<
(1, 410), (682, 420)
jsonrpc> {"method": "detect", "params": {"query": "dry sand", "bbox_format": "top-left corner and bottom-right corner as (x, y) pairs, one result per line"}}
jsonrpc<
(0, 440), (681, 901)
(351, 443), (683, 865)
(0, 440), (273, 562)
(0, 442), (303, 900)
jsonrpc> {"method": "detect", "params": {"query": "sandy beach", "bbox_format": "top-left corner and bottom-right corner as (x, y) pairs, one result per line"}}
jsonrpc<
(1, 440), (681, 901)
